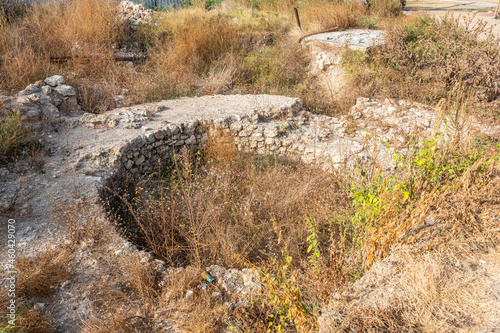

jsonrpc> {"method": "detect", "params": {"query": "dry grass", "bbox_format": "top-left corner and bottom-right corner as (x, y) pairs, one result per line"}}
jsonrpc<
(343, 13), (500, 118)
(0, 0), (408, 116)
(80, 253), (158, 333)
(0, 245), (71, 333)
(52, 196), (114, 247)
(157, 267), (227, 332)
(141, 6), (311, 100)
(16, 246), (71, 299)
(326, 248), (496, 332)
(300, 0), (367, 32)
(117, 133), (351, 269)
(397, 251), (489, 331)
(0, 303), (54, 333)
(0, 0), (126, 93)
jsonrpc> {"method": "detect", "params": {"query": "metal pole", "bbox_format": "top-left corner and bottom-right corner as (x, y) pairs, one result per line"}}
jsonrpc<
(298, 27), (339, 43)
(294, 7), (302, 31)
(495, 0), (500, 19)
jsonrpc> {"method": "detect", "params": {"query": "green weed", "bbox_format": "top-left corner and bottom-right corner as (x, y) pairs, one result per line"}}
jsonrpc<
(0, 111), (34, 162)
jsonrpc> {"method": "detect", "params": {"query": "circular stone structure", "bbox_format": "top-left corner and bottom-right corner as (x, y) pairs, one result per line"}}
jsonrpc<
(2, 88), (499, 331)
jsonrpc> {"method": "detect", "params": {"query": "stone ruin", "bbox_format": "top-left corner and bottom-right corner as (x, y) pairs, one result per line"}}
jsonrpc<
(0, 75), (80, 120)
(119, 0), (155, 32)
(1, 76), (499, 331)
(3, 74), (498, 225)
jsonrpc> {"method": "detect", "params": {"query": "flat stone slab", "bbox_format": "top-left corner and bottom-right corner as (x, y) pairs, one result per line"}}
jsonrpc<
(304, 29), (385, 50)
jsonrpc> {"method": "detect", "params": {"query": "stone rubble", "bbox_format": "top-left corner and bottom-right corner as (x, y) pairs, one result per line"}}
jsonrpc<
(0, 75), (80, 120)
(119, 0), (154, 32)
(207, 265), (261, 297)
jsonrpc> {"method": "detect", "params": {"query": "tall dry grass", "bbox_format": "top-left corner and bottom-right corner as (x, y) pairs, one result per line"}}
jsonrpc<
(344, 13), (500, 115)
(0, 0), (407, 115)
(0, 246), (72, 333)
(142, 6), (311, 100)
(116, 132), (350, 269)
(0, 0), (126, 98)
(325, 248), (497, 332)
(300, 0), (367, 32)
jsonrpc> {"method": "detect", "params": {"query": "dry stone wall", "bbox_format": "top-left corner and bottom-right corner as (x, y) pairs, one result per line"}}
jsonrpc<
(0, 75), (80, 120)
(4, 77), (498, 199)
(76, 94), (500, 200)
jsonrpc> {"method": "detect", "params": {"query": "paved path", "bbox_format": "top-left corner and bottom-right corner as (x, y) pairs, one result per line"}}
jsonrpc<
(406, 0), (498, 11)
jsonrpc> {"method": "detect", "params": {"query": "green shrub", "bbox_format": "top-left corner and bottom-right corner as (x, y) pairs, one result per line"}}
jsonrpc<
(0, 112), (34, 162)
(344, 14), (500, 108)
(349, 101), (500, 268)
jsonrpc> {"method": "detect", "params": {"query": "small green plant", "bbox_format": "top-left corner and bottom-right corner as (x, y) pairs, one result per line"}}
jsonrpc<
(349, 109), (500, 268)
(259, 249), (317, 333)
(305, 215), (320, 271)
(0, 111), (34, 162)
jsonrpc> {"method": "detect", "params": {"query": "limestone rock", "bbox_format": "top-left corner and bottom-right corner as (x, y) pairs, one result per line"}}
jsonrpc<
(19, 84), (41, 95)
(41, 86), (52, 95)
(0, 76), (80, 120)
(207, 265), (261, 296)
(54, 85), (76, 97)
(44, 75), (65, 87)
(304, 29), (386, 51)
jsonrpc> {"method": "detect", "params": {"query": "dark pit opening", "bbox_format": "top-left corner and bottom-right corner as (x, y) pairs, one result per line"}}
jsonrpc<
(101, 135), (353, 272)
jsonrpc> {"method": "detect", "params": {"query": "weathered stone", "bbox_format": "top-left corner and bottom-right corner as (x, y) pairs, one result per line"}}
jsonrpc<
(145, 132), (155, 143)
(41, 86), (52, 95)
(265, 137), (274, 145)
(185, 135), (196, 145)
(124, 160), (134, 169)
(263, 127), (279, 138)
(154, 130), (166, 140)
(207, 265), (261, 297)
(0, 167), (10, 177)
(23, 84), (41, 95)
(44, 75), (65, 87)
(54, 85), (76, 97)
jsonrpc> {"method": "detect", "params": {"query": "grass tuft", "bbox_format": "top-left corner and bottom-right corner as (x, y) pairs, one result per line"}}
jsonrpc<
(0, 111), (35, 163)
